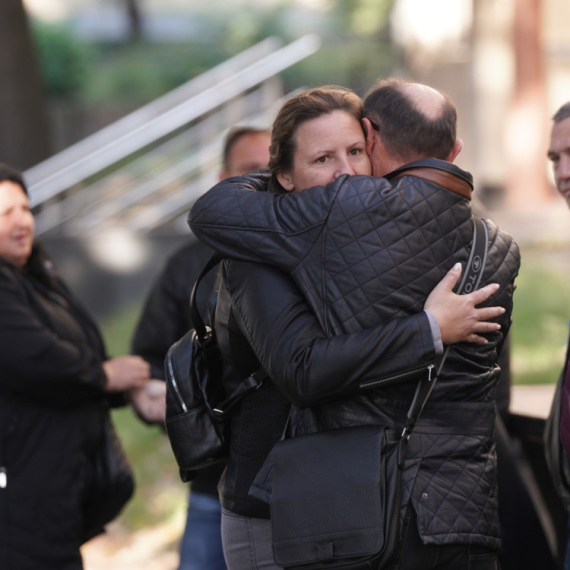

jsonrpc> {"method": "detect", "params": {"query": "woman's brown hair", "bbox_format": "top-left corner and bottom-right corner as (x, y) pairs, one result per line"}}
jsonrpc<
(269, 86), (364, 179)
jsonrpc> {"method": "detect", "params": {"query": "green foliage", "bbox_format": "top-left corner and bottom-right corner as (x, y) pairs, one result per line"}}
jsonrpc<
(331, 0), (395, 37)
(281, 0), (396, 92)
(46, 1), (399, 108)
(100, 303), (186, 530)
(32, 22), (90, 98)
(111, 406), (186, 530)
(282, 37), (394, 94)
(510, 247), (570, 385)
(99, 303), (141, 357)
(82, 43), (230, 105)
(349, 0), (395, 36)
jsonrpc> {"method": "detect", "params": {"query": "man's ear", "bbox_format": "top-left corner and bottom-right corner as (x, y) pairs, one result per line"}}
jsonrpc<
(277, 171), (295, 192)
(446, 139), (463, 163)
(362, 118), (376, 157)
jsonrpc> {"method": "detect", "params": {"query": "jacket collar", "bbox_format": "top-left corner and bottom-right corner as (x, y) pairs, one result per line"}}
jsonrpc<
(385, 158), (473, 201)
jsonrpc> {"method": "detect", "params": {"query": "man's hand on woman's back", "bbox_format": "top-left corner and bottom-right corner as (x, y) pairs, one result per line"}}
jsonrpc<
(425, 263), (505, 345)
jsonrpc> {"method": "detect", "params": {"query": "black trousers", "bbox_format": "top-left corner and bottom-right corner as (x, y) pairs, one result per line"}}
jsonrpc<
(387, 504), (500, 570)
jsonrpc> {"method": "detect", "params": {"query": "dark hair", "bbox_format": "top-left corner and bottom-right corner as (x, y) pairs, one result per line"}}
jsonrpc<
(0, 163), (28, 196)
(363, 77), (457, 162)
(223, 127), (270, 171)
(553, 102), (570, 124)
(269, 86), (364, 177)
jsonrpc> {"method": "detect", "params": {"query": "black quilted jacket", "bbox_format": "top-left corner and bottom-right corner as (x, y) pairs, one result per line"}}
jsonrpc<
(189, 159), (521, 549)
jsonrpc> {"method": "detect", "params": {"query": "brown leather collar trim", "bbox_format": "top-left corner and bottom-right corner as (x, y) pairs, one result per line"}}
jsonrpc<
(391, 167), (472, 201)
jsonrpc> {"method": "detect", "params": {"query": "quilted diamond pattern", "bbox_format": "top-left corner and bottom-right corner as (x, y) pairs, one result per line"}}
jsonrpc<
(410, 432), (500, 547)
(190, 166), (520, 547)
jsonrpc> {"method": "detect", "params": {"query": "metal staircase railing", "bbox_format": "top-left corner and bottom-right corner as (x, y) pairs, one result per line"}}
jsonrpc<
(25, 34), (320, 236)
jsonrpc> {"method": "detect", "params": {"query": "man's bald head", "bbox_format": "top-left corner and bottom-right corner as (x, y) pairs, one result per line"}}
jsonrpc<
(363, 78), (458, 166)
(402, 82), (449, 121)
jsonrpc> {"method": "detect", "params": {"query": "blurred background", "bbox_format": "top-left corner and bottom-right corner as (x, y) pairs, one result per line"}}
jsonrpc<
(2, 0), (570, 567)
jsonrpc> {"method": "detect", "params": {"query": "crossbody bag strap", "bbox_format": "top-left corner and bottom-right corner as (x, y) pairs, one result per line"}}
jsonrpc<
(401, 216), (488, 447)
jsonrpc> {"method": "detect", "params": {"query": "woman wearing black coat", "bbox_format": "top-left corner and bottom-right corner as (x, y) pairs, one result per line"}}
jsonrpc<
(0, 164), (164, 569)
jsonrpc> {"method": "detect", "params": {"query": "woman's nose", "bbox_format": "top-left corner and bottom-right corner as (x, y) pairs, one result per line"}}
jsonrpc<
(16, 208), (34, 229)
(333, 159), (356, 180)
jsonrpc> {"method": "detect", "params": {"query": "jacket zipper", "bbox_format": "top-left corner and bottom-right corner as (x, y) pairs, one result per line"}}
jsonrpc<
(166, 347), (188, 413)
(359, 363), (434, 390)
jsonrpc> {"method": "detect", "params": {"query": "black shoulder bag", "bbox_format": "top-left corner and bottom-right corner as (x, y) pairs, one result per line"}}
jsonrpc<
(268, 217), (489, 570)
(83, 407), (135, 542)
(164, 253), (266, 481)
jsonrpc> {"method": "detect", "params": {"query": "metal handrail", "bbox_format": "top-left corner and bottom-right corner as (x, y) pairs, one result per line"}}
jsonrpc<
(32, 84), (281, 236)
(24, 37), (280, 197)
(25, 34), (320, 207)
(127, 90), (302, 233)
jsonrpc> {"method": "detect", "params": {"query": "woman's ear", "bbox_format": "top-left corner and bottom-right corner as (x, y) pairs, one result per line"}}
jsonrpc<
(277, 171), (295, 192)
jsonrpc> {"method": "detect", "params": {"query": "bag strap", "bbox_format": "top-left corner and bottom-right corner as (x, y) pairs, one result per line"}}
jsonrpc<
(190, 252), (224, 343)
(213, 368), (268, 417)
(190, 252), (267, 415)
(400, 216), (488, 447)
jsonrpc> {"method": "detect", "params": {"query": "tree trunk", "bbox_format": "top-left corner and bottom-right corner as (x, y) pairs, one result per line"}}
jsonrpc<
(125, 0), (143, 43)
(504, 0), (550, 206)
(0, 0), (50, 171)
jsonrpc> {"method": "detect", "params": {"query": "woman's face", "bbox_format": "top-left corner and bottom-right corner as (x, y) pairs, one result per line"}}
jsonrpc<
(277, 110), (372, 192)
(0, 181), (34, 267)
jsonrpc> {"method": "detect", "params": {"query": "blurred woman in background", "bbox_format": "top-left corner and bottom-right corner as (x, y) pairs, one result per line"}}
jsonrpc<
(0, 163), (164, 570)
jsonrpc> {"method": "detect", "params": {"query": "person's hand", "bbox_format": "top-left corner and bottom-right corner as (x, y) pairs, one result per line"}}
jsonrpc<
(424, 263), (505, 345)
(102, 355), (150, 392)
(130, 380), (166, 423)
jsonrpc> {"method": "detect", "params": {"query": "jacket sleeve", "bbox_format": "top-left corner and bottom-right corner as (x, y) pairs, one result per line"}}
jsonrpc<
(188, 170), (339, 272)
(131, 242), (219, 380)
(131, 266), (188, 380)
(0, 266), (107, 405)
(131, 252), (193, 380)
(224, 260), (436, 408)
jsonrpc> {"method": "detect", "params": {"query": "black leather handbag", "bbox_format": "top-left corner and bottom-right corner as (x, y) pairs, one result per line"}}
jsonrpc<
(165, 253), (266, 480)
(83, 408), (135, 542)
(269, 217), (489, 570)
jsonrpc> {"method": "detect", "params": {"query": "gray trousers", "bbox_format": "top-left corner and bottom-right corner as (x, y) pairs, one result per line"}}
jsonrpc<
(220, 508), (281, 570)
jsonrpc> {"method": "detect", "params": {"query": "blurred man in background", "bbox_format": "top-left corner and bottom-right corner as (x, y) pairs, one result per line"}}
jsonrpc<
(548, 101), (570, 570)
(131, 126), (270, 570)
(548, 102), (570, 209)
